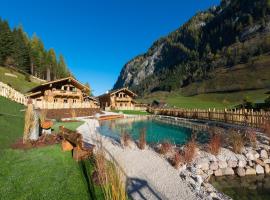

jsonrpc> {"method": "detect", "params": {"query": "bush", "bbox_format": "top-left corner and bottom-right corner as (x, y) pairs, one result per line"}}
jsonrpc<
(138, 128), (146, 150)
(159, 141), (172, 154)
(183, 137), (197, 163)
(208, 134), (222, 156)
(230, 129), (244, 154)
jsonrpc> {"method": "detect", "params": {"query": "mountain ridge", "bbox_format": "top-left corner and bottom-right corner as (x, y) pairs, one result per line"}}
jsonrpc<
(113, 0), (270, 96)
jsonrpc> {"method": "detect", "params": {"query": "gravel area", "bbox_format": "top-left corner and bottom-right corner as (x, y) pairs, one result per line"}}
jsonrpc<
(77, 118), (198, 200)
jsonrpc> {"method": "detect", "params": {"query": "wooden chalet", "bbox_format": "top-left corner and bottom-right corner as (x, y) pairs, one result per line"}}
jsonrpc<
(26, 77), (99, 109)
(98, 88), (146, 111)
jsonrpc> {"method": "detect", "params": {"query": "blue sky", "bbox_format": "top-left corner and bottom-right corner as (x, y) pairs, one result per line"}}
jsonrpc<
(0, 0), (220, 95)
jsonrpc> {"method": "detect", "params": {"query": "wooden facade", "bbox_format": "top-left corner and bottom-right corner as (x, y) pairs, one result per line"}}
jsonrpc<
(26, 77), (99, 109)
(99, 88), (145, 110)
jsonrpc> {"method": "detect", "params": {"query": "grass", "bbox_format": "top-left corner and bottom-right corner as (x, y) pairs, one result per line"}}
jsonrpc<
(0, 97), (104, 200)
(112, 110), (149, 115)
(0, 96), (25, 149)
(138, 89), (269, 109)
(0, 66), (39, 93)
(52, 121), (84, 133)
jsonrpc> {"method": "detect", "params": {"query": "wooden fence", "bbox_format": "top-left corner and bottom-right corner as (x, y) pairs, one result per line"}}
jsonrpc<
(0, 81), (27, 105)
(148, 108), (270, 128)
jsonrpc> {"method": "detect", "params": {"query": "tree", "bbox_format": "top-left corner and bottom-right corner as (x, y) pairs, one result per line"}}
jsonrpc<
(0, 20), (14, 66)
(57, 54), (69, 78)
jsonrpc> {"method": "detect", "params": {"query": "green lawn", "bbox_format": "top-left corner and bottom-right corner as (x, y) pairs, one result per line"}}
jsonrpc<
(0, 66), (39, 93)
(0, 96), (25, 149)
(52, 121), (85, 133)
(138, 89), (269, 109)
(113, 110), (149, 115)
(0, 96), (103, 200)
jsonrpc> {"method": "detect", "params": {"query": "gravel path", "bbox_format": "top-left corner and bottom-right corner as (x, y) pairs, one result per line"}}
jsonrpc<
(77, 118), (198, 200)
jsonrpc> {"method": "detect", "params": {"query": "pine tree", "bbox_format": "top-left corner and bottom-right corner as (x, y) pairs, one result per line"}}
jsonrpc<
(0, 20), (15, 66)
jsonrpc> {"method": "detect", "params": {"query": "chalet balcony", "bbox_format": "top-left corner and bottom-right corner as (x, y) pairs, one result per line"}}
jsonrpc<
(52, 90), (81, 97)
(115, 97), (131, 101)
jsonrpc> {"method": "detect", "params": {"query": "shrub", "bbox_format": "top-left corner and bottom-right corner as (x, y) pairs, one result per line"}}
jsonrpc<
(183, 138), (197, 163)
(230, 129), (244, 154)
(171, 151), (183, 169)
(138, 128), (146, 150)
(208, 134), (222, 156)
(159, 141), (172, 154)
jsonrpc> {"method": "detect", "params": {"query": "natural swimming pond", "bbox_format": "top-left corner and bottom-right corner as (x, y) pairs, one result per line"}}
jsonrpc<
(98, 117), (209, 145)
(210, 175), (270, 200)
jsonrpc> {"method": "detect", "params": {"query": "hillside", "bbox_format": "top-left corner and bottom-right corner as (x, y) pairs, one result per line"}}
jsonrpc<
(113, 0), (270, 98)
(0, 66), (40, 93)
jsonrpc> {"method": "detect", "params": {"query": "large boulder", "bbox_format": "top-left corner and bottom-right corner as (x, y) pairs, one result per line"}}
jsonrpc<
(264, 159), (270, 164)
(214, 169), (223, 176)
(246, 168), (256, 175)
(255, 164), (264, 174)
(218, 160), (228, 169)
(209, 162), (219, 171)
(236, 167), (246, 177)
(264, 164), (270, 174)
(195, 158), (209, 171)
(238, 159), (247, 168)
(260, 149), (268, 159)
(246, 150), (259, 161)
(228, 160), (238, 168)
(224, 167), (234, 175)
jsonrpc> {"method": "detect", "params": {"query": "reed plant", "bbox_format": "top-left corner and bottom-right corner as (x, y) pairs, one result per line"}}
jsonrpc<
(159, 141), (172, 154)
(94, 147), (127, 200)
(121, 132), (131, 147)
(208, 134), (222, 156)
(183, 137), (197, 163)
(171, 151), (183, 169)
(246, 129), (257, 148)
(230, 129), (244, 154)
(138, 128), (146, 150)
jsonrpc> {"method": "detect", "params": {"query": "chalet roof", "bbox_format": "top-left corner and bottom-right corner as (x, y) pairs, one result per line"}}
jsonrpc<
(99, 87), (137, 98)
(26, 77), (90, 94)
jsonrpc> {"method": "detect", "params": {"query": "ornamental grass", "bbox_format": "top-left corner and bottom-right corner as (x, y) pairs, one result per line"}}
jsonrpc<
(138, 128), (146, 150)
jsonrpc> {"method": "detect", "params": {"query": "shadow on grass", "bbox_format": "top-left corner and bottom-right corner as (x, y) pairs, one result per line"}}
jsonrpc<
(78, 159), (103, 200)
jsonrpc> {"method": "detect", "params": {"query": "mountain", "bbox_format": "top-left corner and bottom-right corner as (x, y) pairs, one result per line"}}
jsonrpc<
(113, 0), (270, 97)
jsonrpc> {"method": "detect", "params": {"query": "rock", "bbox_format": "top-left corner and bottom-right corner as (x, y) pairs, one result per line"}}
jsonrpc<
(238, 159), (247, 168)
(214, 169), (223, 176)
(264, 159), (270, 164)
(218, 160), (227, 169)
(256, 159), (265, 166)
(248, 160), (254, 167)
(255, 164), (264, 174)
(195, 158), (209, 171)
(264, 164), (270, 174)
(228, 160), (238, 168)
(209, 162), (219, 171)
(246, 168), (256, 175)
(195, 168), (204, 175)
(260, 149), (268, 159)
(246, 150), (259, 161)
(236, 167), (246, 177)
(224, 167), (234, 175)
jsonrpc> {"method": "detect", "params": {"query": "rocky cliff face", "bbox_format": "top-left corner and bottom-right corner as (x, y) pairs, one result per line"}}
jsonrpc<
(113, 0), (270, 96)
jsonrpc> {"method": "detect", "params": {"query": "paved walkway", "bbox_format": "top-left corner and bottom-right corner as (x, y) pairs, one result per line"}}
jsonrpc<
(77, 118), (197, 200)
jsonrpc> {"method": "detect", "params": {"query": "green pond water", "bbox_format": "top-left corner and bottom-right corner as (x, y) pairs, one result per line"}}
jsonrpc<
(211, 175), (270, 200)
(99, 118), (209, 145)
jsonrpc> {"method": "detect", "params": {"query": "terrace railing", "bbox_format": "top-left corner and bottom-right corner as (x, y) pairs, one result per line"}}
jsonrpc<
(0, 81), (27, 105)
(148, 108), (270, 128)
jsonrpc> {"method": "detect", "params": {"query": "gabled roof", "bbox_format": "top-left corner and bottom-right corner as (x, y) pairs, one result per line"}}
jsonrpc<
(99, 87), (137, 98)
(26, 77), (90, 94)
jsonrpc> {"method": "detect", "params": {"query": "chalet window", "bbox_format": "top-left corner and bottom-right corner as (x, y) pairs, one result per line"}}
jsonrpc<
(36, 99), (42, 101)
(54, 99), (57, 103)
(73, 99), (76, 103)
(120, 103), (122, 107)
(64, 99), (68, 103)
